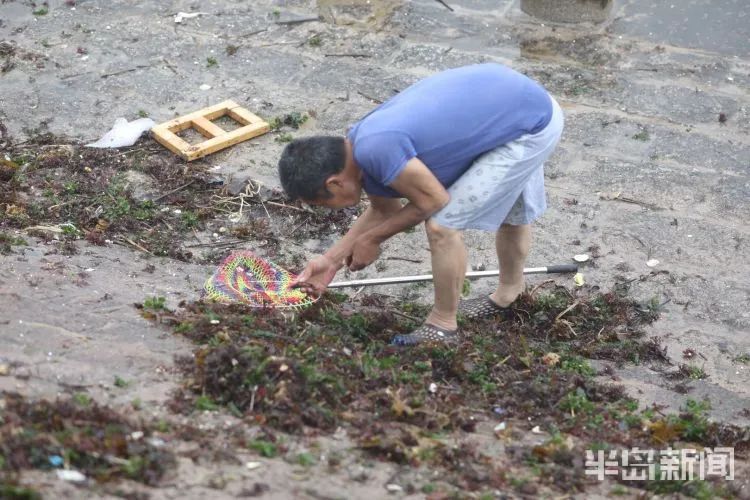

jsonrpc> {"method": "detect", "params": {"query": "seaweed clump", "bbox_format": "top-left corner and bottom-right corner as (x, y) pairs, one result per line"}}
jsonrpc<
(0, 392), (176, 486)
(148, 286), (750, 495)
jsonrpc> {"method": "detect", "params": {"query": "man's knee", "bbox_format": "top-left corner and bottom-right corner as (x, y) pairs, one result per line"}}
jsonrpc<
(499, 222), (531, 233)
(425, 218), (462, 247)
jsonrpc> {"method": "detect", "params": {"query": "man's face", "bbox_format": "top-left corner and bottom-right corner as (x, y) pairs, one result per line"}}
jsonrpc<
(305, 182), (361, 209)
(305, 162), (362, 209)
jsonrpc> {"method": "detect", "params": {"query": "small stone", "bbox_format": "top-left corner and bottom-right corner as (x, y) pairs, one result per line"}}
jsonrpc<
(386, 484), (403, 493)
(246, 461), (263, 470)
(0, 364), (9, 376)
(57, 469), (86, 482)
(130, 431), (144, 440)
(428, 382), (437, 394)
(227, 178), (250, 196)
(148, 437), (166, 447)
(646, 259), (659, 267)
(199, 84), (212, 90)
(520, 482), (538, 495)
(531, 425), (542, 434)
(210, 319), (220, 325)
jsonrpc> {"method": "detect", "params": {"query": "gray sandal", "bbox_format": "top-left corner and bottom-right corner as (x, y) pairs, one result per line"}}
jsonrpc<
(458, 295), (511, 320)
(391, 323), (458, 346)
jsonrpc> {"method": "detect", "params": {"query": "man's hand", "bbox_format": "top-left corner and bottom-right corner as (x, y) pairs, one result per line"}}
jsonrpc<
(291, 255), (339, 296)
(346, 236), (382, 271)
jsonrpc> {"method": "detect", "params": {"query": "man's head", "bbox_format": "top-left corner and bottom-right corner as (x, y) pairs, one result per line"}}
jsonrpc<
(278, 136), (362, 209)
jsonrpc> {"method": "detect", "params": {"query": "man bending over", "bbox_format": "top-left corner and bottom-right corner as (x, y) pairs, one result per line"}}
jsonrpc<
(277, 63), (564, 346)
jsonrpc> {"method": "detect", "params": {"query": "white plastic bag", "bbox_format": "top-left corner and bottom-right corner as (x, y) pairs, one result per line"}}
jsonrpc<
(85, 117), (155, 148)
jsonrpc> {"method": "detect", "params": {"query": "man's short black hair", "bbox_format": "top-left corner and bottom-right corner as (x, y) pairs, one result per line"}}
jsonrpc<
(278, 136), (347, 201)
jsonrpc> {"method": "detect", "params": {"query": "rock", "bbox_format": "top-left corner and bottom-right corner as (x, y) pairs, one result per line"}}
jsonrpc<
(385, 484), (403, 493)
(123, 170), (159, 202)
(228, 177), (250, 196)
(521, 0), (613, 23)
(519, 481), (538, 495)
(318, 0), (403, 30)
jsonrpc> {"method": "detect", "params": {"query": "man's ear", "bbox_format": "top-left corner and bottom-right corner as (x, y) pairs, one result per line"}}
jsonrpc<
(324, 174), (344, 193)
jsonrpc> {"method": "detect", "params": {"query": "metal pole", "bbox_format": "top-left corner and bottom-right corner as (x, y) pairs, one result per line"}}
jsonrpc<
(328, 264), (578, 289)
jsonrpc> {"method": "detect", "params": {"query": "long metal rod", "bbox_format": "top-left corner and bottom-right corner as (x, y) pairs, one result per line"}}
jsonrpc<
(328, 264), (578, 289)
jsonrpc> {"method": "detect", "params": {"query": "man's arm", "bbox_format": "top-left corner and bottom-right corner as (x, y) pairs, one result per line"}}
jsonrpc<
(291, 196), (402, 293)
(347, 158), (450, 270)
(364, 158), (449, 244)
(322, 196), (403, 270)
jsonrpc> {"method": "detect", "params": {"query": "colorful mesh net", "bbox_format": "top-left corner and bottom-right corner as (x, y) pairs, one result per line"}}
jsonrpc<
(203, 251), (317, 309)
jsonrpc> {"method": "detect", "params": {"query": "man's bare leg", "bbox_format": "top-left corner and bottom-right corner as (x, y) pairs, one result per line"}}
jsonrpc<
(424, 219), (466, 330)
(490, 223), (531, 307)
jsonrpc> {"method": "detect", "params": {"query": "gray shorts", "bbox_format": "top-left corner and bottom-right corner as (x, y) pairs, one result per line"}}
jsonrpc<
(432, 96), (564, 231)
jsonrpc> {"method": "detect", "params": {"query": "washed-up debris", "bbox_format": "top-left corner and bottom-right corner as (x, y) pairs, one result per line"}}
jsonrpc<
(245, 461), (263, 470)
(0, 158), (18, 181)
(598, 191), (663, 211)
(199, 84), (212, 90)
(174, 12), (208, 23)
(2, 392), (177, 485)
(151, 100), (269, 161)
(56, 469), (87, 482)
(385, 484), (403, 493)
(24, 224), (66, 237)
(574, 272), (585, 287)
(646, 259), (659, 268)
(541, 352), (561, 366)
(86, 117), (155, 148)
(155, 286), (750, 494)
(573, 254), (589, 263)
